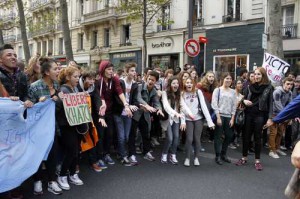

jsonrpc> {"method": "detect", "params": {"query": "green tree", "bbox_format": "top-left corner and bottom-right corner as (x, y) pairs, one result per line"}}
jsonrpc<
(118, 0), (172, 72)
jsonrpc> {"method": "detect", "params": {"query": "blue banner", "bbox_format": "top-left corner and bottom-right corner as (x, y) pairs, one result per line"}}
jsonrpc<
(0, 98), (55, 193)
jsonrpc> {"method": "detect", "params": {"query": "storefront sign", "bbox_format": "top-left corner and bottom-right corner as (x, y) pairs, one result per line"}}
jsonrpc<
(213, 48), (237, 53)
(151, 37), (173, 49)
(113, 52), (136, 59)
(262, 53), (290, 83)
(61, 92), (92, 126)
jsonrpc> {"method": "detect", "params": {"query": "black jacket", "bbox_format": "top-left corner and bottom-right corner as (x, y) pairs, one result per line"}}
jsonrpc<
(0, 67), (28, 101)
(244, 84), (273, 119)
(113, 79), (139, 115)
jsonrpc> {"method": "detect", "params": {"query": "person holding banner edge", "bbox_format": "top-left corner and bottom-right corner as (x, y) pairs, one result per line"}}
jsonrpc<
(28, 57), (62, 195)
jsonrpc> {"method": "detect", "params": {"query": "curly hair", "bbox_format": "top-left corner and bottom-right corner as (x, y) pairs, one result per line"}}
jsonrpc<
(58, 66), (79, 85)
(25, 54), (41, 83)
(199, 71), (218, 91)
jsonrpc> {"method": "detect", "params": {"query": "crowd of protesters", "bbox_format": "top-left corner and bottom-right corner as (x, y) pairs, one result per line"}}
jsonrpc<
(1, 43), (300, 199)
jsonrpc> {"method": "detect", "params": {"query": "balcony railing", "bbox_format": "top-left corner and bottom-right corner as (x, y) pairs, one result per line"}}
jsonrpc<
(119, 42), (132, 47)
(194, 18), (204, 27)
(222, 13), (242, 23)
(82, 7), (117, 25)
(30, 0), (54, 12)
(3, 35), (16, 43)
(157, 24), (172, 32)
(282, 24), (298, 39)
(1, 13), (16, 23)
(32, 25), (55, 37)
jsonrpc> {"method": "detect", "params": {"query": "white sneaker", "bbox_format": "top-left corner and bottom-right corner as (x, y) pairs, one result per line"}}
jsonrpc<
(69, 174), (84, 185)
(169, 154), (178, 165)
(34, 180), (43, 195)
(269, 151), (280, 159)
(151, 137), (160, 146)
(194, 158), (200, 166)
(184, 158), (190, 167)
(144, 152), (155, 161)
(277, 149), (287, 156)
(129, 155), (138, 165)
(57, 176), (70, 190)
(48, 181), (63, 195)
(161, 154), (167, 163)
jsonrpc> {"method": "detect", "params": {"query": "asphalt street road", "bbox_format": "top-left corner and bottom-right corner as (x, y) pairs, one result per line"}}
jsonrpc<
(12, 142), (295, 199)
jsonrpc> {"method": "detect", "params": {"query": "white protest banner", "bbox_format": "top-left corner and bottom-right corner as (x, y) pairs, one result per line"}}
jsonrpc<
(61, 92), (92, 126)
(0, 98), (55, 193)
(262, 53), (290, 83)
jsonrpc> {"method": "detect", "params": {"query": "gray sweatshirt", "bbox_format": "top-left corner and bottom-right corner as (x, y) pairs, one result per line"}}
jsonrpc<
(272, 86), (292, 115)
(212, 87), (237, 118)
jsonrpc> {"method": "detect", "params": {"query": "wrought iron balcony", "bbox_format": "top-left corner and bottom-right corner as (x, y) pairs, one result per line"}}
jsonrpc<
(31, 25), (55, 38)
(194, 18), (204, 27)
(30, 0), (55, 12)
(282, 24), (297, 39)
(3, 35), (16, 43)
(82, 7), (117, 25)
(222, 13), (242, 23)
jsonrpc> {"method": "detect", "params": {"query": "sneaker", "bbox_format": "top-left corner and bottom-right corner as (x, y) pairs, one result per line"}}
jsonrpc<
(91, 163), (102, 172)
(200, 147), (206, 152)
(75, 165), (80, 174)
(57, 176), (70, 190)
(277, 149), (287, 156)
(194, 158), (200, 166)
(228, 143), (237, 149)
(128, 155), (138, 165)
(269, 151), (280, 159)
(97, 159), (107, 169)
(235, 158), (247, 166)
(104, 154), (115, 165)
(136, 146), (143, 154)
(69, 174), (84, 186)
(33, 180), (43, 195)
(161, 154), (167, 163)
(280, 145), (287, 151)
(169, 154), (178, 165)
(184, 158), (190, 167)
(47, 181), (63, 195)
(121, 157), (132, 166)
(255, 162), (263, 171)
(151, 137), (160, 146)
(144, 152), (155, 161)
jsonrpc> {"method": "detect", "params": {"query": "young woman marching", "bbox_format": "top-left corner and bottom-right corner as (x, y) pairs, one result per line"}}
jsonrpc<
(160, 76), (193, 164)
(182, 77), (215, 166)
(236, 67), (273, 171)
(28, 58), (62, 195)
(56, 66), (84, 190)
(212, 72), (237, 165)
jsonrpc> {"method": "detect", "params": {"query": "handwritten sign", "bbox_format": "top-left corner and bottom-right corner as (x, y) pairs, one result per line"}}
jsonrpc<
(61, 92), (92, 126)
(0, 98), (55, 192)
(262, 53), (290, 83)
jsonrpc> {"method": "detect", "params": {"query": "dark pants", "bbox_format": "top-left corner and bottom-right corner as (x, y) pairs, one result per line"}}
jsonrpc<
(59, 126), (80, 176)
(285, 125), (292, 148)
(128, 115), (151, 156)
(88, 123), (104, 163)
(214, 117), (234, 157)
(103, 114), (115, 155)
(242, 113), (265, 159)
(150, 113), (161, 139)
(33, 135), (59, 182)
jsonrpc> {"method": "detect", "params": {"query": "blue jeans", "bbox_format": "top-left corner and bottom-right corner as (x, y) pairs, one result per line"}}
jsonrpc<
(162, 122), (180, 154)
(114, 115), (132, 157)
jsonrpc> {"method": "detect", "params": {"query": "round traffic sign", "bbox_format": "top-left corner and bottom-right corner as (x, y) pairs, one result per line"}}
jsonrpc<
(184, 39), (200, 57)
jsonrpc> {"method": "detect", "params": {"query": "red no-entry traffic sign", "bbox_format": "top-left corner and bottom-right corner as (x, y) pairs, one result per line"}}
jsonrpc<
(184, 39), (200, 57)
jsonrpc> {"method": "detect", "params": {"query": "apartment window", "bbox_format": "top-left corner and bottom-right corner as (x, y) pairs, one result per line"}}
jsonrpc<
(157, 4), (171, 31)
(48, 40), (53, 56)
(193, 0), (203, 26)
(92, 31), (98, 49)
(29, 44), (33, 56)
(121, 24), (131, 45)
(104, 28), (110, 47)
(18, 46), (23, 60)
(104, 0), (110, 7)
(79, 0), (84, 15)
(37, 42), (41, 55)
(282, 6), (296, 38)
(78, 33), (84, 50)
(59, 38), (64, 54)
(42, 41), (47, 56)
(224, 0), (241, 22)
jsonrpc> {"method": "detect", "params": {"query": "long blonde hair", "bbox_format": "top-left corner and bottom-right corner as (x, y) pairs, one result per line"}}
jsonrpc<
(25, 55), (41, 83)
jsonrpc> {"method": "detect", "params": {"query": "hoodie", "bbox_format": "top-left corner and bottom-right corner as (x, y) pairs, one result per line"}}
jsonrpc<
(97, 60), (123, 114)
(272, 86), (292, 115)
